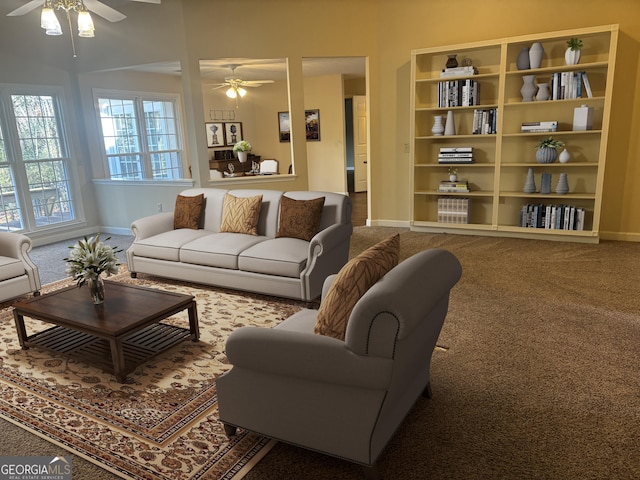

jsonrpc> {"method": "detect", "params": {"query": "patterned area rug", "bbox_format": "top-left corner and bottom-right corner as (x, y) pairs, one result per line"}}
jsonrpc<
(0, 269), (309, 479)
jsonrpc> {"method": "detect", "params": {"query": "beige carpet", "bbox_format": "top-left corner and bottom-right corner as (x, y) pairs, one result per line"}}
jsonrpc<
(2, 227), (640, 479)
(0, 270), (308, 479)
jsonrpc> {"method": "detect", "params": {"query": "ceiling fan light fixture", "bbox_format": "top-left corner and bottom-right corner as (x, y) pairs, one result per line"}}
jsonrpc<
(41, 5), (61, 34)
(77, 10), (95, 37)
(226, 87), (238, 99)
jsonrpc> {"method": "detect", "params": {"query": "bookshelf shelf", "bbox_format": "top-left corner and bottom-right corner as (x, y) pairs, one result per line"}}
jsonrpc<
(410, 24), (618, 243)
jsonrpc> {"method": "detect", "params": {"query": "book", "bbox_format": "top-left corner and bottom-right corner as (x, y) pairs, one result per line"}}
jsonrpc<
(521, 121), (558, 132)
(582, 71), (593, 98)
(440, 147), (473, 153)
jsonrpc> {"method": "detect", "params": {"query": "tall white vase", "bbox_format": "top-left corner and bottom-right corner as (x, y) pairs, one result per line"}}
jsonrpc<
(529, 42), (544, 69)
(444, 110), (456, 136)
(521, 75), (537, 102)
(431, 115), (445, 136)
(565, 48), (581, 65)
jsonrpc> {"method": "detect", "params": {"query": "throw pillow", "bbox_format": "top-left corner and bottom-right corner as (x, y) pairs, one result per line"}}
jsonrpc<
(173, 194), (205, 230)
(219, 193), (263, 235)
(277, 195), (325, 241)
(314, 234), (400, 341)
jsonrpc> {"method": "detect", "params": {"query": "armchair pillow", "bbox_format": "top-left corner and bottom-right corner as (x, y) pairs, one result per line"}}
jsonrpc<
(220, 193), (263, 235)
(314, 234), (400, 340)
(173, 194), (205, 229)
(277, 195), (325, 241)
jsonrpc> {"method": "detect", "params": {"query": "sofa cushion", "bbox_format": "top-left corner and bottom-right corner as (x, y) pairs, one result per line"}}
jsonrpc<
(239, 238), (309, 278)
(174, 193), (205, 229)
(131, 229), (211, 262)
(220, 193), (263, 235)
(314, 234), (400, 340)
(277, 195), (325, 241)
(0, 256), (25, 282)
(180, 233), (266, 270)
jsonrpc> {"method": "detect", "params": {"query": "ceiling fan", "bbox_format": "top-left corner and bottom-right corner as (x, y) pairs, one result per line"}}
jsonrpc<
(6, 0), (161, 23)
(211, 64), (275, 106)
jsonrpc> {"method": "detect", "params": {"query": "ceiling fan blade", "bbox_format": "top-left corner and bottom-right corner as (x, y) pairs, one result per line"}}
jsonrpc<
(83, 0), (127, 22)
(243, 80), (275, 85)
(6, 0), (43, 17)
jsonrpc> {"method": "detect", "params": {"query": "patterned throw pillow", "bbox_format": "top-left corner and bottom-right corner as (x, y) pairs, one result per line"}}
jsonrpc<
(219, 193), (263, 235)
(173, 194), (205, 229)
(314, 234), (400, 340)
(277, 195), (325, 241)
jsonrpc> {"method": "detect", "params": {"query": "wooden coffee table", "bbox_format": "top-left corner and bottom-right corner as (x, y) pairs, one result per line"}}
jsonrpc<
(12, 280), (199, 383)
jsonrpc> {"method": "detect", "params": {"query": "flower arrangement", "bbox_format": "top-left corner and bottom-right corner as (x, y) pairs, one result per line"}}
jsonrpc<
(233, 140), (252, 152)
(448, 166), (458, 175)
(64, 234), (122, 288)
(566, 37), (583, 51)
(535, 137), (565, 150)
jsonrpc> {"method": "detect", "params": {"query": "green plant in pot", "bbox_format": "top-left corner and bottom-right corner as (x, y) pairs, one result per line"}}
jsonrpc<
(535, 137), (565, 164)
(565, 37), (583, 65)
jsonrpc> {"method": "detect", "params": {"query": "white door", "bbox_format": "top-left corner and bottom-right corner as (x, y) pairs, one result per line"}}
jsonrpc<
(352, 95), (368, 192)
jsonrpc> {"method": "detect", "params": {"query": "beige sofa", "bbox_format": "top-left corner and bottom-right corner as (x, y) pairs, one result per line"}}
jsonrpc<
(0, 232), (41, 303)
(126, 188), (353, 301)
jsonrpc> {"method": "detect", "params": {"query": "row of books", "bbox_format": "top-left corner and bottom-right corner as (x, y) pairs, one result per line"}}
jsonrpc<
(440, 65), (477, 78)
(521, 120), (558, 133)
(550, 71), (593, 100)
(438, 198), (471, 224)
(438, 180), (470, 193)
(473, 108), (497, 134)
(519, 203), (586, 230)
(438, 79), (480, 107)
(438, 147), (475, 164)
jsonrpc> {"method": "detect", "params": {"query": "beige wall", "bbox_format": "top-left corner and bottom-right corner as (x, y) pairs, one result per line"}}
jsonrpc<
(305, 74), (348, 193)
(1, 0), (639, 241)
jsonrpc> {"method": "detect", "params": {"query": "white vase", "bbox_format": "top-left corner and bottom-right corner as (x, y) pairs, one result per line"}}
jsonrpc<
(449, 174), (458, 182)
(555, 173), (569, 195)
(536, 82), (550, 101)
(521, 75), (537, 102)
(444, 110), (456, 136)
(565, 48), (581, 65)
(559, 149), (571, 163)
(529, 42), (544, 69)
(431, 115), (445, 136)
(237, 151), (248, 163)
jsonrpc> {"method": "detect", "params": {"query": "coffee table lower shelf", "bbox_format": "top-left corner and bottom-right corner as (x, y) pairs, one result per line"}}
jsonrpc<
(25, 322), (193, 381)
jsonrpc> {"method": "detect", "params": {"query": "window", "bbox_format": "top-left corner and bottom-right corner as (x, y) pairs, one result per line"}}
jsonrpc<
(96, 93), (183, 180)
(0, 91), (76, 232)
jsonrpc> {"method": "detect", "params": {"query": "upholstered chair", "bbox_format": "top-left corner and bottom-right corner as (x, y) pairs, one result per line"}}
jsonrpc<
(217, 248), (462, 479)
(0, 232), (41, 302)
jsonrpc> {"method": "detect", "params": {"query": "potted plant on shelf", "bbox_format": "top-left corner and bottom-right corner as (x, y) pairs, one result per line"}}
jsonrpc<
(565, 37), (583, 65)
(448, 166), (458, 182)
(535, 137), (565, 164)
(233, 140), (252, 163)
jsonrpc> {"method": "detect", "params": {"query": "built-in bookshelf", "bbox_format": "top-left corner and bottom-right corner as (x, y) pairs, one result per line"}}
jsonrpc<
(410, 24), (618, 243)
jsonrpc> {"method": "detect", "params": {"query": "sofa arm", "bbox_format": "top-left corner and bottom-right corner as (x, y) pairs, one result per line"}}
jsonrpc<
(0, 231), (32, 259)
(309, 222), (353, 257)
(225, 326), (393, 390)
(130, 211), (175, 241)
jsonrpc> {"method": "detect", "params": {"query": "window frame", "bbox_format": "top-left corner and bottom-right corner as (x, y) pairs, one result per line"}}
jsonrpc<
(92, 89), (187, 181)
(0, 83), (82, 233)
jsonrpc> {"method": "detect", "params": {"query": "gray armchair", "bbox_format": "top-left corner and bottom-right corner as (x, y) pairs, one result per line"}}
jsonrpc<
(0, 231), (41, 303)
(217, 248), (462, 478)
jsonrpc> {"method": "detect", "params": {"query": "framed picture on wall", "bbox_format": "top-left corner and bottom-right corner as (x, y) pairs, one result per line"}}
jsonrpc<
(305, 109), (320, 141)
(205, 122), (225, 147)
(278, 112), (291, 143)
(278, 110), (321, 142)
(224, 122), (243, 146)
